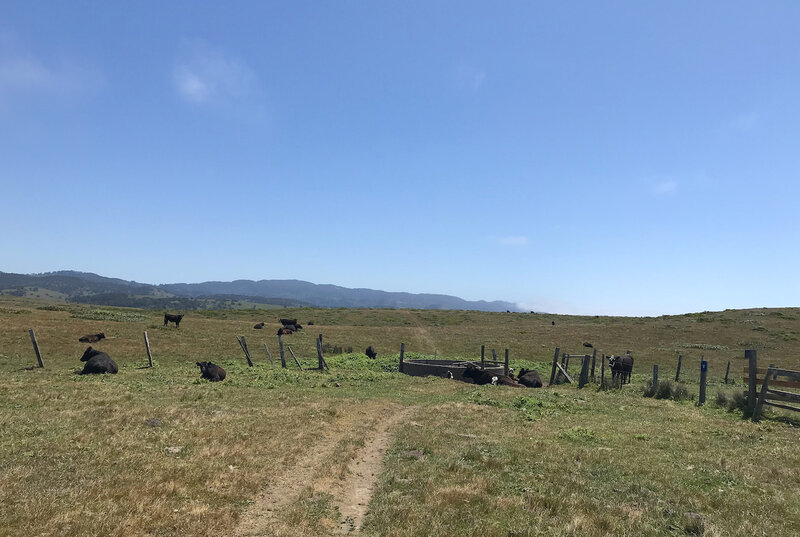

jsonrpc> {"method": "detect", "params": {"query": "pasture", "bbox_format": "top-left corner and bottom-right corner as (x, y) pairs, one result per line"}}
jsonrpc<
(1, 295), (799, 536)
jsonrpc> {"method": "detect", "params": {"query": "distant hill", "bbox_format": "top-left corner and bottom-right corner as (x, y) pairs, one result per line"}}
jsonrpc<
(0, 270), (520, 312)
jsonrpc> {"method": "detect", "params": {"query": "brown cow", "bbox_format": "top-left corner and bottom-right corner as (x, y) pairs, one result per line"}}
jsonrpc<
(78, 332), (105, 343)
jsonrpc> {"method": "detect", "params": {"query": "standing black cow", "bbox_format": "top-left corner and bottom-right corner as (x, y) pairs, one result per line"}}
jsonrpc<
(279, 318), (298, 326)
(196, 361), (226, 382)
(79, 347), (118, 375)
(365, 346), (377, 359)
(609, 353), (634, 384)
(164, 313), (184, 328)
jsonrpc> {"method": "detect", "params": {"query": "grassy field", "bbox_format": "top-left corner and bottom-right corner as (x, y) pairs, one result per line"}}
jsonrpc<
(1, 295), (799, 536)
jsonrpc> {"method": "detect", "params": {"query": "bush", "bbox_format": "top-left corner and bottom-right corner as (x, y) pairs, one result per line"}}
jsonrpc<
(728, 391), (749, 413)
(643, 380), (657, 397)
(672, 383), (691, 401)
(715, 391), (729, 408)
(655, 380), (674, 399)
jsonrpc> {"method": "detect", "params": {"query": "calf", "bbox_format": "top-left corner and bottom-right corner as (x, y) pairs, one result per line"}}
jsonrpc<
(78, 332), (105, 343)
(253, 322), (265, 329)
(365, 346), (377, 359)
(196, 361), (226, 382)
(164, 313), (184, 328)
(462, 363), (523, 387)
(517, 368), (543, 388)
(79, 346), (118, 375)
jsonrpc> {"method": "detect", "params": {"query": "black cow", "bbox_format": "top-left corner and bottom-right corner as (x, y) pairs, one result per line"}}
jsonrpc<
(462, 363), (523, 387)
(307, 321), (315, 326)
(517, 368), (544, 388)
(79, 347), (118, 375)
(253, 322), (265, 329)
(277, 327), (294, 336)
(164, 313), (184, 328)
(365, 346), (377, 359)
(279, 318), (298, 326)
(583, 342), (593, 348)
(79, 332), (105, 343)
(609, 353), (634, 384)
(196, 361), (226, 382)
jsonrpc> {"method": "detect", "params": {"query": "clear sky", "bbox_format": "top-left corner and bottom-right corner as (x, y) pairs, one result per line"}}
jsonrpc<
(2, 1), (799, 316)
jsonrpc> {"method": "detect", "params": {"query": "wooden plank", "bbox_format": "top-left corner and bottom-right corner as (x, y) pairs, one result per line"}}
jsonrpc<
(763, 401), (800, 412)
(752, 365), (774, 422)
(287, 346), (303, 370)
(264, 343), (274, 367)
(143, 331), (153, 367)
(238, 336), (254, 367)
(763, 389), (800, 403)
(743, 376), (800, 389)
(29, 329), (44, 368)
(744, 367), (800, 381)
(554, 362), (573, 384)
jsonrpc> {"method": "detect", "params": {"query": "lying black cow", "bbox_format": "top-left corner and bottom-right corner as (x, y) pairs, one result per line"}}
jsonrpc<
(365, 346), (377, 359)
(79, 332), (105, 343)
(609, 353), (634, 383)
(277, 327), (294, 335)
(79, 347), (118, 375)
(196, 361), (226, 382)
(253, 322), (265, 329)
(164, 313), (184, 328)
(517, 368), (543, 388)
(279, 318), (297, 326)
(462, 363), (524, 387)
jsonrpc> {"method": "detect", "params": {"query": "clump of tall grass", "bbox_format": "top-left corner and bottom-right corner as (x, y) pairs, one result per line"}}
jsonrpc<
(644, 380), (692, 401)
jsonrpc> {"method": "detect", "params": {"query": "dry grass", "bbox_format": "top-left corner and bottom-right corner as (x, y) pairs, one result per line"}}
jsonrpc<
(1, 296), (800, 536)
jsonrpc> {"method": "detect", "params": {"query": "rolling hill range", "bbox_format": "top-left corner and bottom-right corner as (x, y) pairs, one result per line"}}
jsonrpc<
(0, 270), (520, 312)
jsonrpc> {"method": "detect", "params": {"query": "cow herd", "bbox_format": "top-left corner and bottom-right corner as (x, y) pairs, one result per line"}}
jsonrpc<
(72, 312), (636, 388)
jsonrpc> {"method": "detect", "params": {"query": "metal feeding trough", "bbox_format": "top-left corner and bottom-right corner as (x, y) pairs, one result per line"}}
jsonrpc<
(400, 359), (506, 383)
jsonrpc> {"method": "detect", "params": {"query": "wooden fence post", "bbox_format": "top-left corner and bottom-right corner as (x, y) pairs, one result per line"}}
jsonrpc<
(746, 350), (758, 411)
(578, 355), (590, 388)
(652, 364), (659, 392)
(724, 360), (731, 384)
(504, 348), (509, 376)
(28, 329), (44, 368)
(699, 360), (708, 406)
(675, 354), (682, 382)
(316, 335), (324, 370)
(549, 347), (560, 385)
(481, 345), (485, 369)
(278, 334), (286, 368)
(752, 364), (776, 422)
(601, 353), (606, 388)
(399, 342), (405, 373)
(590, 349), (597, 380)
(492, 349), (498, 363)
(264, 343), (274, 367)
(564, 354), (570, 376)
(238, 336), (254, 367)
(143, 331), (153, 367)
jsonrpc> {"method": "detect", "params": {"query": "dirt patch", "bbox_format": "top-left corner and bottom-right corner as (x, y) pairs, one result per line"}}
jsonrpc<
(233, 402), (414, 537)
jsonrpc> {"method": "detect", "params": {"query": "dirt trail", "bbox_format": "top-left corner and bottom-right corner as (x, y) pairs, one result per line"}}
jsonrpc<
(233, 403), (413, 537)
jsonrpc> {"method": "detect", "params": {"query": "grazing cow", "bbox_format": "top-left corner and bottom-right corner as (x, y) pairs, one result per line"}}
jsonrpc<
(277, 327), (294, 336)
(517, 368), (544, 388)
(79, 346), (118, 375)
(78, 332), (105, 343)
(279, 318), (298, 326)
(253, 322), (265, 329)
(462, 363), (523, 387)
(164, 313), (184, 328)
(608, 353), (634, 383)
(365, 346), (377, 359)
(196, 361), (226, 382)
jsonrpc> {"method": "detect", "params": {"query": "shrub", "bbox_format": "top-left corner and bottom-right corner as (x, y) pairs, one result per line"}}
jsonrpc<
(715, 391), (729, 408)
(672, 383), (691, 401)
(655, 380), (674, 399)
(728, 391), (748, 413)
(643, 380), (657, 397)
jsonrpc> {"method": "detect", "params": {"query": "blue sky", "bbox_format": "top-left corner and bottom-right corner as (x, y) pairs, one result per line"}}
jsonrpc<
(2, 2), (799, 315)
